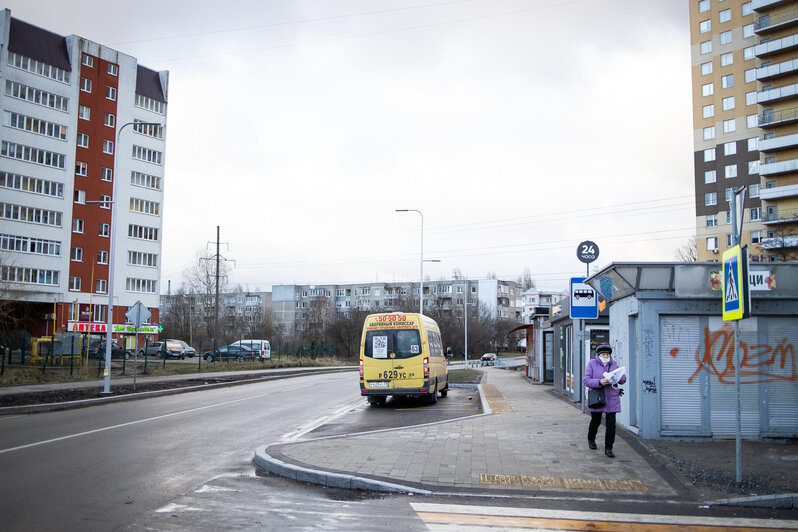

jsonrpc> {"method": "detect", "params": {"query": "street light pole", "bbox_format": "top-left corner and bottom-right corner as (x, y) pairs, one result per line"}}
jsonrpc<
(101, 121), (162, 394)
(396, 209), (424, 314)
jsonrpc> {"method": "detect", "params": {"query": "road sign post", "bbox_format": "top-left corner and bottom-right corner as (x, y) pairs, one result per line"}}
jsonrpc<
(125, 301), (151, 392)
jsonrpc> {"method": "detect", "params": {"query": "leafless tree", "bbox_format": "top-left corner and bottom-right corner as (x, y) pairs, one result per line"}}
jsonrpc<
(0, 252), (34, 335)
(675, 236), (698, 262)
(183, 250), (233, 342)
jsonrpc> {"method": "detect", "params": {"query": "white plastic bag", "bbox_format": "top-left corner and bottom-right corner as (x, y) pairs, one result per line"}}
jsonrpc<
(603, 366), (626, 387)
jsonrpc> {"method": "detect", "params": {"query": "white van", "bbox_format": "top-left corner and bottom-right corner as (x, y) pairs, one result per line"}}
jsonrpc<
(231, 339), (271, 360)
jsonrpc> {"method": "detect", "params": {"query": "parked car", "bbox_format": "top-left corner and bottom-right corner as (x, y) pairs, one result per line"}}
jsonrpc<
(204, 344), (255, 362)
(90, 339), (130, 360)
(139, 341), (164, 357)
(480, 353), (497, 366)
(159, 340), (186, 359)
(174, 340), (196, 358)
(231, 339), (271, 361)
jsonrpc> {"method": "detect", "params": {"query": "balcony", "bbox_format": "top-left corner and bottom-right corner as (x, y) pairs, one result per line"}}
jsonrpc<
(760, 183), (798, 200)
(755, 7), (798, 34)
(754, 32), (798, 58)
(759, 157), (798, 176)
(763, 207), (798, 224)
(757, 57), (798, 81)
(758, 83), (798, 105)
(759, 132), (798, 151)
(759, 105), (798, 127)
(762, 235), (798, 249)
(753, 0), (792, 10)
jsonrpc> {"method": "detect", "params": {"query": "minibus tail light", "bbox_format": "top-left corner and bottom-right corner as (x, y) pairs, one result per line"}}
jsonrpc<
(359, 359), (364, 380)
(423, 357), (429, 378)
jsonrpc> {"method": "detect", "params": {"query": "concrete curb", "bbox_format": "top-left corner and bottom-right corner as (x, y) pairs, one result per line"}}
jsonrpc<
(254, 446), (432, 495)
(709, 493), (798, 509)
(0, 367), (355, 415)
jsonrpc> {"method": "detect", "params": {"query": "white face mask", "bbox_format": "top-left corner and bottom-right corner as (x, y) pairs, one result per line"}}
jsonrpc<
(598, 355), (611, 365)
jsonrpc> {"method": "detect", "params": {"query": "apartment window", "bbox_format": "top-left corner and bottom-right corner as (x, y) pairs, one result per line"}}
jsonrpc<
(106, 86), (117, 101)
(129, 197), (160, 215)
(97, 250), (108, 264)
(70, 246), (83, 262)
(702, 82), (714, 97)
(81, 54), (93, 67)
(128, 250), (158, 267)
(704, 126), (716, 140)
(720, 30), (733, 45)
(8, 51), (70, 83)
(132, 145), (162, 164)
(750, 207), (761, 221)
(750, 183), (760, 197)
(744, 46), (755, 60)
(75, 161), (87, 176)
(700, 40), (712, 55)
(719, 9), (731, 23)
(78, 105), (90, 120)
(104, 113), (115, 128)
(747, 137), (758, 151)
(99, 223), (109, 237)
(74, 189), (86, 204)
(704, 148), (716, 162)
(128, 224), (159, 241)
(107, 64), (118, 76)
(727, 212), (733, 224)
(722, 96), (735, 112)
(705, 169), (717, 184)
(724, 141), (736, 156)
(748, 160), (760, 174)
(705, 192), (718, 206)
(699, 0), (709, 13)
(722, 74), (734, 88)
(134, 94), (165, 114)
(100, 194), (111, 209)
(103, 139), (114, 154)
(69, 276), (81, 291)
(725, 188), (734, 202)
(73, 219), (84, 233)
(723, 119), (736, 133)
(77, 133), (89, 148)
(703, 104), (714, 118)
(707, 237), (719, 252)
(102, 167), (112, 182)
(95, 279), (107, 294)
(745, 91), (756, 106)
(745, 69), (756, 83)
(130, 171), (161, 190)
(721, 52), (733, 67)
(700, 20), (711, 33)
(0, 202), (62, 227)
(126, 277), (157, 294)
(80, 77), (92, 93)
(4, 80), (69, 112)
(727, 234), (733, 247)
(743, 23), (754, 38)
(5, 111), (67, 140)
(746, 114), (758, 128)
(706, 214), (718, 228)
(701, 61), (713, 76)
(725, 164), (738, 178)
(1, 172), (63, 198)
(751, 230), (761, 244)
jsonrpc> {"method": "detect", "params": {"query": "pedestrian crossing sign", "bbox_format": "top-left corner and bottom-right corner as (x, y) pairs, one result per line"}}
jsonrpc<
(722, 245), (750, 321)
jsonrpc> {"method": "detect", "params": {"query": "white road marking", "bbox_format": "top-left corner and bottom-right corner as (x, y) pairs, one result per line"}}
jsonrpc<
(0, 389), (286, 455)
(281, 398), (364, 441)
(155, 503), (207, 513)
(410, 502), (798, 529)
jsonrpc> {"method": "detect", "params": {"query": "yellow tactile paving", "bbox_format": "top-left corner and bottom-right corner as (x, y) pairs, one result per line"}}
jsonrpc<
(480, 384), (514, 414)
(480, 474), (648, 492)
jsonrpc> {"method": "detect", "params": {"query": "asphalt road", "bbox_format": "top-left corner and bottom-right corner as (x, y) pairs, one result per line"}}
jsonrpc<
(0, 372), (360, 531)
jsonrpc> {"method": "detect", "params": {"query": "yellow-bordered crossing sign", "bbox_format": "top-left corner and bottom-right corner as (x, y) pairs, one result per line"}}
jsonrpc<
(722, 245), (750, 321)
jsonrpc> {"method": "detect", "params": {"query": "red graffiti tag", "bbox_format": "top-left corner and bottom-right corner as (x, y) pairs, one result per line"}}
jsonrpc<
(669, 325), (796, 384)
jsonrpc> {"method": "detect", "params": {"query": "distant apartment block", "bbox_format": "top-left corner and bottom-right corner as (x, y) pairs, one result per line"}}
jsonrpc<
(0, 10), (168, 337)
(272, 278), (526, 336)
(689, 0), (798, 261)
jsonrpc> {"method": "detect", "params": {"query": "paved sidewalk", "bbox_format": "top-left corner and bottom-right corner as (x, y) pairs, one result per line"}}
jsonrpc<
(257, 369), (685, 499)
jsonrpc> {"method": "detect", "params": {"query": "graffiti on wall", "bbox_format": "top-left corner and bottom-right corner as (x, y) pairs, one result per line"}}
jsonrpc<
(668, 324), (795, 385)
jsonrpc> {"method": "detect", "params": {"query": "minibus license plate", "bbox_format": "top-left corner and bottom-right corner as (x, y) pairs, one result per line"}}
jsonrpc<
(370, 381), (389, 388)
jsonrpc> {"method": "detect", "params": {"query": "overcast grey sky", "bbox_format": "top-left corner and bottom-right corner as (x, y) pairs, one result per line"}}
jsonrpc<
(6, 0), (694, 291)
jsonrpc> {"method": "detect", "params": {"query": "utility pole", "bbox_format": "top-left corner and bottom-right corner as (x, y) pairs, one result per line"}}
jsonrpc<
(201, 226), (234, 349)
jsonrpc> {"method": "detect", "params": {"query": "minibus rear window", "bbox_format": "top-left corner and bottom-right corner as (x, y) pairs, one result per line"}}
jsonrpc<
(364, 330), (421, 359)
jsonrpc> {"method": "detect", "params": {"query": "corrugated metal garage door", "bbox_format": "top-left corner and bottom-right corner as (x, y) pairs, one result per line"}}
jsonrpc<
(660, 317), (702, 432)
(766, 317), (798, 435)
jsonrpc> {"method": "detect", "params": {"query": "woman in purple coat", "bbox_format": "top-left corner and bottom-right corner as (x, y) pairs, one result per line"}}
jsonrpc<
(583, 343), (626, 458)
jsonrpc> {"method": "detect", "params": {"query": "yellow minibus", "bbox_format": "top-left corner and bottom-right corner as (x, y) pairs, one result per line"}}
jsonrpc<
(359, 312), (448, 406)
